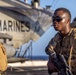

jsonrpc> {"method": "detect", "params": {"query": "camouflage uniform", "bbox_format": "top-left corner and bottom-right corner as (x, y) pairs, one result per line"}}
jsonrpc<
(45, 29), (76, 75)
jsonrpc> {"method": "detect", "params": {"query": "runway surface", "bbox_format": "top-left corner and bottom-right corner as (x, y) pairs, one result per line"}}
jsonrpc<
(4, 66), (57, 75)
(3, 60), (57, 75)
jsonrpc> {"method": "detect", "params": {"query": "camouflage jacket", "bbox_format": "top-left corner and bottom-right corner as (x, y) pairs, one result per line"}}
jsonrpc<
(45, 28), (76, 72)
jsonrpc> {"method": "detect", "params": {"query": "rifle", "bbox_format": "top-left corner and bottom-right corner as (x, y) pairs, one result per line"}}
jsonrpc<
(53, 54), (73, 75)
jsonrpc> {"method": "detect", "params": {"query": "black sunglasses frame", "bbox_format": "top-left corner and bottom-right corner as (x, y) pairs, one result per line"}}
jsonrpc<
(52, 16), (63, 22)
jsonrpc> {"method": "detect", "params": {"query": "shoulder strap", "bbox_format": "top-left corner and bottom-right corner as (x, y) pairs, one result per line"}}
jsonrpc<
(68, 46), (73, 69)
(68, 29), (75, 69)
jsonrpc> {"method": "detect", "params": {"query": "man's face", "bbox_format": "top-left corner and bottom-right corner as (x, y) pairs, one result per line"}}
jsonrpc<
(52, 10), (69, 31)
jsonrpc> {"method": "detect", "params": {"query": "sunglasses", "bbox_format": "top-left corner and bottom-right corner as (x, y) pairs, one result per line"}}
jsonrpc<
(52, 16), (64, 22)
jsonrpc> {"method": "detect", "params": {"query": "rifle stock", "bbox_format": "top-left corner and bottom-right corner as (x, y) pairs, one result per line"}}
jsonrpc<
(53, 54), (73, 75)
(59, 55), (73, 75)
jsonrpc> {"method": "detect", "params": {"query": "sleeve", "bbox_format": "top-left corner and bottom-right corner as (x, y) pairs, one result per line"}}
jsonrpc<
(45, 33), (60, 55)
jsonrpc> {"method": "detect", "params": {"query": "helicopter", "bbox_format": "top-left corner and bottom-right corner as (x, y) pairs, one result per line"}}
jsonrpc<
(0, 0), (53, 63)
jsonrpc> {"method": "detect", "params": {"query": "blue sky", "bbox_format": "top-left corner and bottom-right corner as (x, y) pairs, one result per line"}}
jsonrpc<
(21, 0), (76, 57)
(32, 0), (76, 56)
(26, 0), (76, 21)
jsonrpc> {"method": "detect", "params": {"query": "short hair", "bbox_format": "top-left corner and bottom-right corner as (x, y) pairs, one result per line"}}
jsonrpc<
(54, 7), (71, 21)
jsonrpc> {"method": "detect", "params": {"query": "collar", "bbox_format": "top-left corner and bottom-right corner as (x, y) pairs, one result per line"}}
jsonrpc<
(58, 28), (74, 38)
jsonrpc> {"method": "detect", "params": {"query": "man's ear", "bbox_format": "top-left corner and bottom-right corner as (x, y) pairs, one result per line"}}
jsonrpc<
(67, 19), (70, 24)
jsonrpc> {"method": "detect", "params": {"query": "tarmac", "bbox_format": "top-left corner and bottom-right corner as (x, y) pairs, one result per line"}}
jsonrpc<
(3, 60), (57, 75)
(4, 66), (57, 75)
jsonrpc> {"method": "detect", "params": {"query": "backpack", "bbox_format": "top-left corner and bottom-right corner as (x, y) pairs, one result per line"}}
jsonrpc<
(0, 43), (7, 72)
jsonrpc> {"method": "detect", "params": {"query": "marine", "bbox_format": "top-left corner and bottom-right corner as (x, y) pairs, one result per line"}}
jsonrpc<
(45, 7), (76, 75)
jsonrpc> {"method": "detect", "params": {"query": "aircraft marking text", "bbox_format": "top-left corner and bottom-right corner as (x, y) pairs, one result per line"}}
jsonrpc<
(0, 20), (30, 32)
